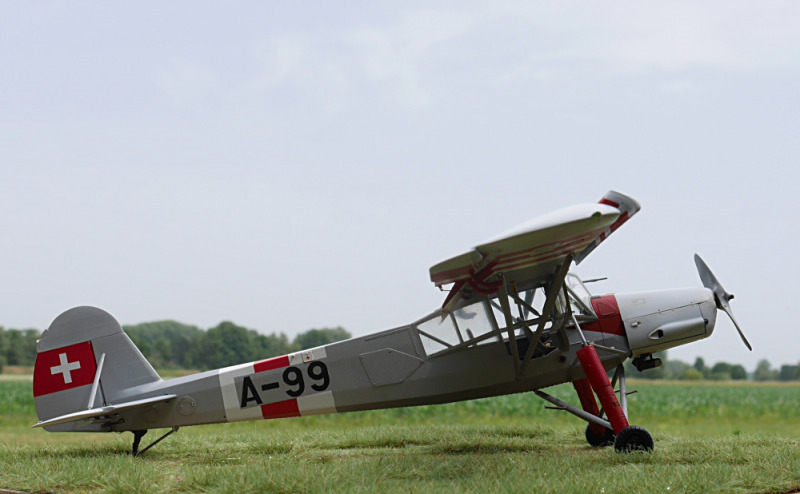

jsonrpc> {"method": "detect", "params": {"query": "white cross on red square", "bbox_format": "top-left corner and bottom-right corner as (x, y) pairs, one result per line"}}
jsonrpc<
(50, 352), (82, 384)
(33, 341), (97, 397)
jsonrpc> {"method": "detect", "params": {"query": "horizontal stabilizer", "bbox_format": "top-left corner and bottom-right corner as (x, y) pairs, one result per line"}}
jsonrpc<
(32, 394), (176, 428)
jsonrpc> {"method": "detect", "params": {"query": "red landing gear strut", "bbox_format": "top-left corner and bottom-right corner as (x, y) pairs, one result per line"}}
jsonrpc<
(572, 378), (615, 447)
(576, 345), (653, 452)
(576, 346), (629, 434)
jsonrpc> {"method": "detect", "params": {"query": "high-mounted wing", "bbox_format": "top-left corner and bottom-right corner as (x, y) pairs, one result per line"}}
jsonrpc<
(430, 191), (640, 311)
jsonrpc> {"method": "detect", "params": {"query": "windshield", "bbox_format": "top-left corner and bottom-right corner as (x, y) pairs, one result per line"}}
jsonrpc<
(565, 273), (596, 318)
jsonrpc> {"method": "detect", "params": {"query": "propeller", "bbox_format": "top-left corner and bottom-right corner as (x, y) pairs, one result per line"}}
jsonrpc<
(694, 254), (752, 351)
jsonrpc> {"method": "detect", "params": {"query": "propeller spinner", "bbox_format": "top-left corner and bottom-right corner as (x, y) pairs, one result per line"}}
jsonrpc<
(694, 254), (752, 351)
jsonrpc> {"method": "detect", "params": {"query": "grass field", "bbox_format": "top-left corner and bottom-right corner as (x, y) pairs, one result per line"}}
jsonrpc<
(2, 377), (799, 493)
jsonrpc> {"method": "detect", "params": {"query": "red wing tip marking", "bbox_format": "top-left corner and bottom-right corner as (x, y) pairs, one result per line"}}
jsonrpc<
(430, 265), (474, 284)
(599, 198), (621, 208)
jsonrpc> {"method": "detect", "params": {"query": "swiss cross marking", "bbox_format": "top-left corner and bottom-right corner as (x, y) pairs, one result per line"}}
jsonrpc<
(51, 353), (81, 384)
(33, 341), (97, 397)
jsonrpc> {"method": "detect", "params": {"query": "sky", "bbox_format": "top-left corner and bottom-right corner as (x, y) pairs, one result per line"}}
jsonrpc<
(2, 1), (798, 371)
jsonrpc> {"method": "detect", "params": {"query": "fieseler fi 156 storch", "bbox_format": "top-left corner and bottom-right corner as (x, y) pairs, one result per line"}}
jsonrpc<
(32, 191), (750, 454)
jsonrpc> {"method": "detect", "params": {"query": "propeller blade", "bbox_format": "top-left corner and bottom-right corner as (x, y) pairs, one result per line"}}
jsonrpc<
(694, 254), (723, 298)
(719, 300), (752, 351)
(694, 254), (752, 351)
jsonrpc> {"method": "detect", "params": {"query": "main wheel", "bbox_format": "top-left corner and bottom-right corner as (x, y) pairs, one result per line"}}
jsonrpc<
(585, 423), (615, 447)
(613, 425), (654, 452)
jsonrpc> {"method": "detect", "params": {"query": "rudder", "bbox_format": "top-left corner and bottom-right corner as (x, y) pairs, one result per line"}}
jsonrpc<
(33, 306), (160, 431)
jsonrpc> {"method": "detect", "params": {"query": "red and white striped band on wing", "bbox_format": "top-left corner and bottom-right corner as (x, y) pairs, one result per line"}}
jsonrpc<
(218, 347), (337, 422)
(431, 225), (611, 287)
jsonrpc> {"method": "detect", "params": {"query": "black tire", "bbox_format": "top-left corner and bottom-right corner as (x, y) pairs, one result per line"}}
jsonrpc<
(613, 425), (654, 452)
(585, 423), (615, 447)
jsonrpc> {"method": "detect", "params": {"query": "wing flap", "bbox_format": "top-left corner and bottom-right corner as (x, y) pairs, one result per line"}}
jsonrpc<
(32, 394), (176, 428)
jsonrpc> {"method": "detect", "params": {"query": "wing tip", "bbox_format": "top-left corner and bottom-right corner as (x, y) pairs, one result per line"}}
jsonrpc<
(602, 190), (642, 215)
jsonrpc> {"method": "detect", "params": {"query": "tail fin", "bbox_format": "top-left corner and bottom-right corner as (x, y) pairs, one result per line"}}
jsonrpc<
(33, 306), (160, 431)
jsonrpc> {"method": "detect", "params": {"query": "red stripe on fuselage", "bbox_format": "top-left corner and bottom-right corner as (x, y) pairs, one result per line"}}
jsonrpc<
(254, 355), (290, 373)
(261, 398), (300, 419)
(581, 295), (626, 337)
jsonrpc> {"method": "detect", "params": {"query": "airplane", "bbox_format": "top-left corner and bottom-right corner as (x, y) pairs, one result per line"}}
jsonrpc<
(31, 190), (751, 455)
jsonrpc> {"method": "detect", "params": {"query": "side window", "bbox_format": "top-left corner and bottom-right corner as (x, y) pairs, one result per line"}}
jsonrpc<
(417, 300), (501, 356)
(453, 301), (496, 341)
(417, 314), (461, 354)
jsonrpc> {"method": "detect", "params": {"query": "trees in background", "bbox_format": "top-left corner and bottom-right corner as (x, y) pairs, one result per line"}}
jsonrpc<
(293, 327), (351, 350)
(125, 321), (204, 368)
(0, 327), (39, 371)
(709, 361), (748, 380)
(624, 352), (751, 381)
(183, 321), (296, 370)
(754, 359), (780, 381)
(779, 364), (798, 381)
(0, 322), (351, 372)
(0, 322), (792, 383)
(685, 358), (748, 381)
(125, 321), (351, 370)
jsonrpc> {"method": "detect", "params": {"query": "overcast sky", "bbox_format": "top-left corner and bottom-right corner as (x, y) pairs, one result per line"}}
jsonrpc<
(2, 1), (798, 370)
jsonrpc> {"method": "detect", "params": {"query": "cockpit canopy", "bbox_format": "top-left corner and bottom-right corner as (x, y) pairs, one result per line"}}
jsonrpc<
(416, 273), (598, 357)
(563, 273), (597, 320)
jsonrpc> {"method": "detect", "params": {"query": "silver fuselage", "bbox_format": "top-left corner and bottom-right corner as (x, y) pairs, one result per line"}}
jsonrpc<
(40, 284), (716, 433)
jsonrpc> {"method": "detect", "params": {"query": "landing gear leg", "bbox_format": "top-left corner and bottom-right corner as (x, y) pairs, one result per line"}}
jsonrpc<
(130, 430), (147, 456)
(577, 346), (653, 452)
(573, 379), (614, 447)
(129, 427), (179, 457)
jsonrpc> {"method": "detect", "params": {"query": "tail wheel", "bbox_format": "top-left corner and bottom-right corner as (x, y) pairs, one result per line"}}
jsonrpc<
(613, 425), (653, 452)
(585, 423), (615, 447)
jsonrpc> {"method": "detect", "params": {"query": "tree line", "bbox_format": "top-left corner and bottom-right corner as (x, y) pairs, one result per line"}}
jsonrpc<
(625, 354), (800, 382)
(0, 322), (351, 372)
(1, 324), (798, 381)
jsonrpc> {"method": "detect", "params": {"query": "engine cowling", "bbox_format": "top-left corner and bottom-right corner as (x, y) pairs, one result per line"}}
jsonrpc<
(615, 288), (718, 357)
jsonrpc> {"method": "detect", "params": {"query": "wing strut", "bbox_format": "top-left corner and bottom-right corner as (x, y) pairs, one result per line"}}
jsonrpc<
(508, 289), (540, 319)
(518, 254), (573, 379)
(87, 353), (106, 409)
(497, 277), (521, 378)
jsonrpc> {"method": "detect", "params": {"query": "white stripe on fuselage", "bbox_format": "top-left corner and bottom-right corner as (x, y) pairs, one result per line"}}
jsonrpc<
(218, 362), (261, 422)
(218, 346), (334, 423)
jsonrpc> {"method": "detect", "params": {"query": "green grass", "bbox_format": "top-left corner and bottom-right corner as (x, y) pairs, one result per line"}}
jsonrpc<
(2, 379), (800, 492)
